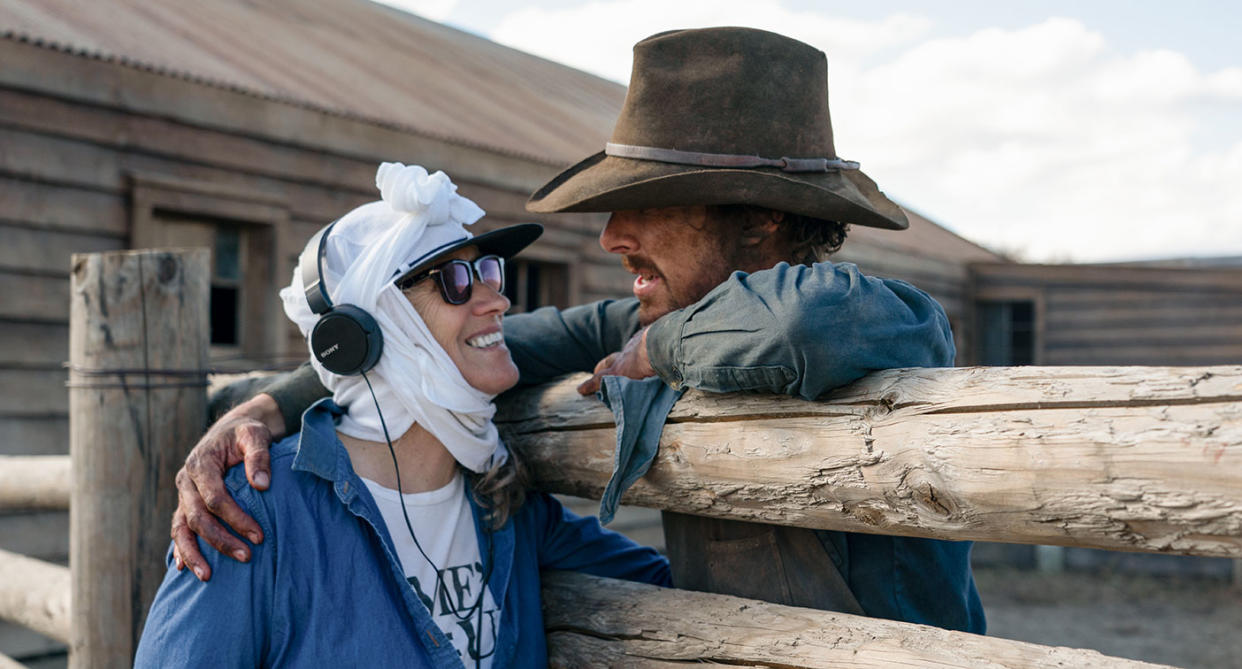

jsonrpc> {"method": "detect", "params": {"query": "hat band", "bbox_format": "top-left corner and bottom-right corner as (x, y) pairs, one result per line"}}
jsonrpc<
(605, 142), (860, 173)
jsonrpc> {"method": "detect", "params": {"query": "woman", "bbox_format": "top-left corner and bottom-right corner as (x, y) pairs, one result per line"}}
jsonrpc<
(135, 163), (670, 668)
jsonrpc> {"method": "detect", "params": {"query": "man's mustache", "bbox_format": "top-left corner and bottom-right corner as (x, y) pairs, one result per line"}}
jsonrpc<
(621, 256), (660, 276)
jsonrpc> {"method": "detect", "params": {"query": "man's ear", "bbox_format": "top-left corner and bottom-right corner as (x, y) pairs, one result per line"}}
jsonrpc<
(739, 209), (784, 248)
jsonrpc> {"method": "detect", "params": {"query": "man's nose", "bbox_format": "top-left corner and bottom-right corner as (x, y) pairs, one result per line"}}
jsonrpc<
(600, 212), (639, 255)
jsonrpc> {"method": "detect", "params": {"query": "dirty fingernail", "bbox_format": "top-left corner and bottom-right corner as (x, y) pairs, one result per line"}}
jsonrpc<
(193, 567), (205, 580)
(248, 533), (261, 544)
(233, 549), (248, 562)
(254, 472), (270, 487)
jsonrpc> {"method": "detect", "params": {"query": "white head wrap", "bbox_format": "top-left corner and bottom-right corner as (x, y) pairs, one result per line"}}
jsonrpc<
(280, 162), (505, 472)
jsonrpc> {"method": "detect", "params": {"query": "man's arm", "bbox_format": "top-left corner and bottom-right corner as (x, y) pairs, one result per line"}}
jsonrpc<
(173, 301), (642, 577)
(645, 261), (955, 398)
(504, 298), (642, 386)
(263, 299), (642, 432)
(585, 261), (954, 398)
(175, 263), (950, 574)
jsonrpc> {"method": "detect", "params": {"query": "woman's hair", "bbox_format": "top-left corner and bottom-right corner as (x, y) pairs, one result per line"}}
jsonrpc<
(465, 446), (529, 529)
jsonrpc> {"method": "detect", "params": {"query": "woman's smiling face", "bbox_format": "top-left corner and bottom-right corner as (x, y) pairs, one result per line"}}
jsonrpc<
(402, 246), (519, 396)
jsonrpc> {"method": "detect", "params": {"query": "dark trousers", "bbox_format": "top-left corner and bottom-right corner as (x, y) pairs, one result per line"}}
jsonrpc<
(662, 511), (864, 614)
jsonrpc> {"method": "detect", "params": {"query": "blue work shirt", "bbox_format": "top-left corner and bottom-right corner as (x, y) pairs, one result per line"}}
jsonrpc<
(506, 262), (985, 633)
(135, 400), (670, 668)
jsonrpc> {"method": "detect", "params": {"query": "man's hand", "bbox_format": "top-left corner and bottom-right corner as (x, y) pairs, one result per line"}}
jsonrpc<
(577, 327), (656, 395)
(171, 393), (285, 581)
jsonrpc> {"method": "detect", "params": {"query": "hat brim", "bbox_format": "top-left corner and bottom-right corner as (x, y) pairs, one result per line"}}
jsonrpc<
(526, 152), (907, 231)
(395, 223), (543, 281)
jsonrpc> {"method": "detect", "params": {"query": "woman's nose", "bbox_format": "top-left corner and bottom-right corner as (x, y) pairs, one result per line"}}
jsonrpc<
(472, 280), (511, 315)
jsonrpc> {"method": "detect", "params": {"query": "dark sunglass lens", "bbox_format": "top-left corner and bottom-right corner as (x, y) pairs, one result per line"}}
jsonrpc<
(441, 261), (472, 304)
(478, 256), (503, 292)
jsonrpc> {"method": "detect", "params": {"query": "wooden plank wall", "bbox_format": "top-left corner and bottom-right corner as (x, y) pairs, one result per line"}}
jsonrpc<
(972, 263), (1242, 366)
(0, 36), (626, 660)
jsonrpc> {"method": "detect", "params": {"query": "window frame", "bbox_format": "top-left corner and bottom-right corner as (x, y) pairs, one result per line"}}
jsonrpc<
(970, 287), (1046, 366)
(128, 172), (294, 368)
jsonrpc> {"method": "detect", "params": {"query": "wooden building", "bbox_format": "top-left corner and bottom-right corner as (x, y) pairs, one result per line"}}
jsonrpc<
(2, 0), (1240, 662)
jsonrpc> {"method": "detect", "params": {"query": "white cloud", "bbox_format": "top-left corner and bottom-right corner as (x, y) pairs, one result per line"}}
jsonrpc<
(372, 0), (459, 22)
(490, 0), (931, 83)
(838, 18), (1242, 261)
(485, 5), (1242, 261)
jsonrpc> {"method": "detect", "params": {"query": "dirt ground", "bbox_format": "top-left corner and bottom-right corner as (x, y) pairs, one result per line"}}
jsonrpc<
(974, 566), (1242, 668)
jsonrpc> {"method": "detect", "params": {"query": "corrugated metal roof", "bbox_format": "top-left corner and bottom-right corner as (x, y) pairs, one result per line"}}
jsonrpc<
(0, 0), (626, 164)
(1, 0), (1005, 265)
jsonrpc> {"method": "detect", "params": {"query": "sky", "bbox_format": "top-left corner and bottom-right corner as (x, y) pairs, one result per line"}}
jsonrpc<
(375, 0), (1242, 263)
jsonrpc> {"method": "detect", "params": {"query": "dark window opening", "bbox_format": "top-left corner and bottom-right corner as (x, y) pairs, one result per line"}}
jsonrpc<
(210, 285), (239, 345)
(504, 259), (569, 313)
(210, 225), (243, 347)
(977, 300), (1035, 365)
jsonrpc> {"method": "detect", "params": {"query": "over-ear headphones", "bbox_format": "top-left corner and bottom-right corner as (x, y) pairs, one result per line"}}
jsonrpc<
(300, 221), (384, 376)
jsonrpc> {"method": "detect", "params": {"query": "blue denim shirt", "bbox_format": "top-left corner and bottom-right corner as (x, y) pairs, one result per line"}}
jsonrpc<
(266, 261), (984, 634)
(135, 400), (670, 668)
(505, 262), (985, 634)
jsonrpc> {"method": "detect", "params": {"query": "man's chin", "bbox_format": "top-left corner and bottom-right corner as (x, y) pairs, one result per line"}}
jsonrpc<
(636, 297), (675, 327)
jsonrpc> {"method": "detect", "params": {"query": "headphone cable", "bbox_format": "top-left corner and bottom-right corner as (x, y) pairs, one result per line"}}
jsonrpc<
(361, 371), (494, 665)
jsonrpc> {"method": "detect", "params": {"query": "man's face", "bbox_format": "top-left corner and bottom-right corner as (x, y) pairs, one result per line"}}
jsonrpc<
(600, 206), (739, 326)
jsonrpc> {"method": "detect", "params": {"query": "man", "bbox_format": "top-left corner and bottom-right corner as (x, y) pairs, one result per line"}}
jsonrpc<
(173, 27), (984, 632)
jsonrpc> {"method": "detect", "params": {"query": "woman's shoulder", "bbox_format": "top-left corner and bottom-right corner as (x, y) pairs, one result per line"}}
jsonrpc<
(220, 433), (315, 517)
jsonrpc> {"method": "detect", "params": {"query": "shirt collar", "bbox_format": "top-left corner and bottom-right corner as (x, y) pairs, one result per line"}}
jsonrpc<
(290, 398), (352, 482)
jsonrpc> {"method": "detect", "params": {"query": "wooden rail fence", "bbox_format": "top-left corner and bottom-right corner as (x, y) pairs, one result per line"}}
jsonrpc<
(0, 247), (1238, 667)
(496, 366), (1242, 557)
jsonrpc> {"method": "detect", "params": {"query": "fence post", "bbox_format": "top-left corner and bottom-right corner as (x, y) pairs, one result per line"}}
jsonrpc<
(68, 249), (209, 668)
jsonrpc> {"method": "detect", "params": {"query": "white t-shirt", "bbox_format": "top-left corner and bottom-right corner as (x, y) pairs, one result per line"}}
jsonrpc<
(362, 473), (498, 667)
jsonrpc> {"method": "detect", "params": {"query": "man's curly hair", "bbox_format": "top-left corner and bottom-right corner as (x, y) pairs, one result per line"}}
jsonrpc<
(708, 204), (849, 265)
(780, 211), (849, 265)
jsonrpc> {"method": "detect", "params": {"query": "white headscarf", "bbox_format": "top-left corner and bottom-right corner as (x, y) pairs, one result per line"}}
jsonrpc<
(279, 162), (505, 472)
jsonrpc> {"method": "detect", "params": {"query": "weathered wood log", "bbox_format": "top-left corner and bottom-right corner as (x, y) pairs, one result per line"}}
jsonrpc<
(0, 548), (70, 645)
(541, 571), (1171, 668)
(0, 456), (71, 511)
(68, 249), (209, 669)
(497, 366), (1242, 558)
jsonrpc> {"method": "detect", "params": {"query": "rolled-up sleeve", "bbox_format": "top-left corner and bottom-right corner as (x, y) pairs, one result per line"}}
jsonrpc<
(646, 262), (955, 399)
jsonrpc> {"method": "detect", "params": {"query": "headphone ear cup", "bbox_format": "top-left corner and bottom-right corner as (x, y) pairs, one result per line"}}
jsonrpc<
(309, 304), (383, 376)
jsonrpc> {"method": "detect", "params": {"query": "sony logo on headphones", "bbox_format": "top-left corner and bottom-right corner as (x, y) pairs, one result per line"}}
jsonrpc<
(319, 343), (340, 358)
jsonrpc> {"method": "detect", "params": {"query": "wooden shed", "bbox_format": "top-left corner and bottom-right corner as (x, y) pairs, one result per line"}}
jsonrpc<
(970, 262), (1242, 367)
(0, 0), (1004, 471)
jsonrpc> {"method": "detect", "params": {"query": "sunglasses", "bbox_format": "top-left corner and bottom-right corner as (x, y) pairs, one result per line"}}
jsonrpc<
(395, 255), (505, 305)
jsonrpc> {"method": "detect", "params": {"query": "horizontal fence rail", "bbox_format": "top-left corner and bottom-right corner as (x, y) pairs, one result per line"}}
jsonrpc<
(0, 455), (71, 511)
(0, 548), (71, 644)
(541, 571), (1172, 668)
(497, 365), (1242, 558)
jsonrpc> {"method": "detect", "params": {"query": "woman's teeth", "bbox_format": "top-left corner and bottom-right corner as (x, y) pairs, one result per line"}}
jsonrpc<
(466, 331), (504, 349)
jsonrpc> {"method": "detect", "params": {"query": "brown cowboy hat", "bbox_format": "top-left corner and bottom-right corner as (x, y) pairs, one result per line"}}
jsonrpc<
(526, 27), (907, 230)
